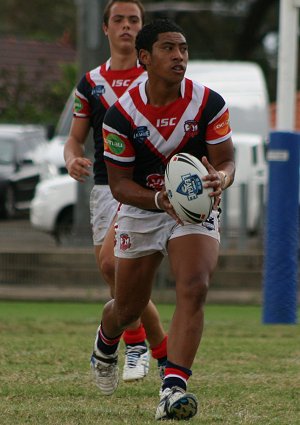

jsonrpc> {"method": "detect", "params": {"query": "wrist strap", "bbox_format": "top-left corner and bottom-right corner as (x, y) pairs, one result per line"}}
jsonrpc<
(154, 191), (161, 209)
(219, 171), (228, 190)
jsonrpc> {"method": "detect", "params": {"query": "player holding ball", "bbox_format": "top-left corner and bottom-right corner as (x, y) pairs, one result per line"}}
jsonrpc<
(97, 18), (235, 420)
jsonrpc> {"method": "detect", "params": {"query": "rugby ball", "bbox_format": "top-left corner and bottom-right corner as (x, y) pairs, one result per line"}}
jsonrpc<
(164, 153), (213, 223)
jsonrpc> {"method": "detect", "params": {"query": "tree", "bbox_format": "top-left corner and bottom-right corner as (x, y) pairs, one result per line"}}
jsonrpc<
(0, 0), (76, 45)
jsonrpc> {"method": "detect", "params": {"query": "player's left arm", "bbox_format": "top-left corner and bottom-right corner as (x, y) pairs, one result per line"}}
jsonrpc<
(202, 136), (235, 206)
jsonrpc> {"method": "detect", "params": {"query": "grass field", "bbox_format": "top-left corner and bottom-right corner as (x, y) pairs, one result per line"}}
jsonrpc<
(0, 301), (299, 425)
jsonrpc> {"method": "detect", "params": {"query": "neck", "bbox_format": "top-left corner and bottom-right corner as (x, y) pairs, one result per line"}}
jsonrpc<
(145, 80), (182, 107)
(109, 51), (137, 70)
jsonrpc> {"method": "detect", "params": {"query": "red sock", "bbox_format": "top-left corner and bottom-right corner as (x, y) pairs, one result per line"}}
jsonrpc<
(97, 323), (122, 355)
(123, 324), (146, 345)
(163, 361), (192, 391)
(151, 335), (168, 360)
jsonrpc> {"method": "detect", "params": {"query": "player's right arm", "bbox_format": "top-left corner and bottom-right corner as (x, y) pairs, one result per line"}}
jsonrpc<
(64, 117), (92, 182)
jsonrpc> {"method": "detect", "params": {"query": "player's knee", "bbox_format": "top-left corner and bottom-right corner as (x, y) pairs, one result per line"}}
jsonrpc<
(180, 274), (209, 307)
(99, 255), (115, 287)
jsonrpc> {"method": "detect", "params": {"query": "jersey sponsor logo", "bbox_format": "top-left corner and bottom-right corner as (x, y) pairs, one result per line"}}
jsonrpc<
(184, 120), (199, 137)
(105, 134), (125, 155)
(119, 233), (131, 251)
(112, 79), (131, 87)
(156, 117), (177, 127)
(213, 112), (230, 136)
(176, 173), (203, 200)
(133, 126), (150, 143)
(91, 85), (105, 97)
(74, 97), (84, 113)
(146, 174), (164, 191)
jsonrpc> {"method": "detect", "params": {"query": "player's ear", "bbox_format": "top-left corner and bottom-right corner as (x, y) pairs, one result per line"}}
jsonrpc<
(139, 49), (150, 67)
(102, 22), (108, 36)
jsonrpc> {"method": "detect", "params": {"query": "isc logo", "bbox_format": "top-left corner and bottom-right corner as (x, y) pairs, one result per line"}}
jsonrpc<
(112, 79), (130, 87)
(156, 118), (177, 127)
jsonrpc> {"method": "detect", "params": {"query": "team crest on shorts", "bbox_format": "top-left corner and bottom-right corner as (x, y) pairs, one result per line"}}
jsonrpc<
(120, 233), (131, 251)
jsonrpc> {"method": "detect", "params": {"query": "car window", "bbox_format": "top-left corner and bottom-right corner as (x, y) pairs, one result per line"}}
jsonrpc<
(55, 89), (75, 137)
(252, 145), (257, 165)
(0, 138), (15, 164)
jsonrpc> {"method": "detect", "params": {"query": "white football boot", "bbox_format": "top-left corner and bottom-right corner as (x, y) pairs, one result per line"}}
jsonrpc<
(122, 345), (150, 381)
(155, 386), (198, 421)
(90, 327), (119, 396)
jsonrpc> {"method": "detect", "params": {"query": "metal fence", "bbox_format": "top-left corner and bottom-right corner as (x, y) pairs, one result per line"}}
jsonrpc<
(0, 182), (266, 301)
(220, 182), (265, 250)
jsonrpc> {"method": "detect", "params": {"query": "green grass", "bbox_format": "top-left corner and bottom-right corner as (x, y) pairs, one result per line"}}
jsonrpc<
(0, 302), (299, 424)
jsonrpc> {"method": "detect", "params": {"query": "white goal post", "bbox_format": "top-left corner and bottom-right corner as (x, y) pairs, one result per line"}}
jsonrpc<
(276, 0), (300, 130)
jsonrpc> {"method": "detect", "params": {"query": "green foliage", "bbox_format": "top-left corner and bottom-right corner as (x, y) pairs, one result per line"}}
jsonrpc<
(0, 63), (77, 125)
(0, 0), (283, 106)
(0, 0), (76, 43)
(0, 302), (299, 424)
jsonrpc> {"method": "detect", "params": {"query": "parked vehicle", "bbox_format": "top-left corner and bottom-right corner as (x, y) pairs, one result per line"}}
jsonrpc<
(0, 124), (48, 218)
(30, 174), (76, 243)
(221, 132), (267, 233)
(40, 89), (74, 180)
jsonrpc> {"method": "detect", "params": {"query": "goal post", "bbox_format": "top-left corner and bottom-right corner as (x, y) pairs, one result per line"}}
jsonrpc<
(263, 0), (300, 324)
(263, 132), (300, 324)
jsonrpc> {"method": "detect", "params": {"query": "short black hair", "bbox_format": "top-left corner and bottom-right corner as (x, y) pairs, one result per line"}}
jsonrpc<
(135, 18), (186, 56)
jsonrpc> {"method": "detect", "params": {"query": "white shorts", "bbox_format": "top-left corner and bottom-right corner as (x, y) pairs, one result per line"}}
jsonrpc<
(114, 205), (220, 259)
(90, 185), (119, 245)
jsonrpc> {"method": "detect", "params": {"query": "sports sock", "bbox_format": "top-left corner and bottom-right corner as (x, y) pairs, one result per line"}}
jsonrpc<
(123, 324), (147, 346)
(162, 360), (192, 391)
(96, 323), (122, 355)
(151, 335), (168, 365)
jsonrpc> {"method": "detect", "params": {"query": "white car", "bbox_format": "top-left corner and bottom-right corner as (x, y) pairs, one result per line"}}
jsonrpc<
(30, 174), (76, 243)
(222, 132), (267, 233)
(30, 133), (267, 243)
(0, 124), (49, 218)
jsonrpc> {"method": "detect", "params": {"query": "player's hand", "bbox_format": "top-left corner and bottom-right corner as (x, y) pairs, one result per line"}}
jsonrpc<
(156, 189), (184, 225)
(67, 157), (92, 182)
(201, 156), (223, 209)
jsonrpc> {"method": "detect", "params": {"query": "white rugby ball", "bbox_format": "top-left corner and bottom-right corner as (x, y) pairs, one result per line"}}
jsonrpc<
(164, 153), (213, 223)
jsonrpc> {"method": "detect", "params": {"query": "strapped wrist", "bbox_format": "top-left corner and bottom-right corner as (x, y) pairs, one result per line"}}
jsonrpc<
(219, 171), (228, 190)
(154, 191), (162, 209)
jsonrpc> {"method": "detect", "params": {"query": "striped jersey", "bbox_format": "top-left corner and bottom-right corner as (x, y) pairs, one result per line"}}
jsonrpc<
(103, 78), (232, 191)
(73, 59), (147, 184)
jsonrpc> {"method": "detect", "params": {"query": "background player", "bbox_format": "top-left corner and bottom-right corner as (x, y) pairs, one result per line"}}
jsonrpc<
(63, 0), (167, 387)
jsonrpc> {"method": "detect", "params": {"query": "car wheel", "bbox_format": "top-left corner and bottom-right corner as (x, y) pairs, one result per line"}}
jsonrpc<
(4, 186), (16, 219)
(55, 207), (74, 245)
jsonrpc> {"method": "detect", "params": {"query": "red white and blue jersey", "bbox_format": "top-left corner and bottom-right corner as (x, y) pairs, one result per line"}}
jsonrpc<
(103, 78), (232, 191)
(73, 58), (147, 184)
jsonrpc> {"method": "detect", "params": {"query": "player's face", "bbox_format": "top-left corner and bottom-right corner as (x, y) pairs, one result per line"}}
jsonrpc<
(103, 2), (143, 54)
(141, 32), (188, 83)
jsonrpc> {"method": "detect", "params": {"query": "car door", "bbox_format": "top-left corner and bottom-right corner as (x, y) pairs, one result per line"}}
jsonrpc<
(9, 138), (41, 207)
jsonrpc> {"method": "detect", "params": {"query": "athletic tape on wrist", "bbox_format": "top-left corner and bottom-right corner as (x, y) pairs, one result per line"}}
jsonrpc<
(154, 191), (161, 209)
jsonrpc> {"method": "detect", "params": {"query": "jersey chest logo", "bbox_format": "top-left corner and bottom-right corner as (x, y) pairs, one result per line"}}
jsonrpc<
(156, 117), (177, 127)
(112, 79), (131, 87)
